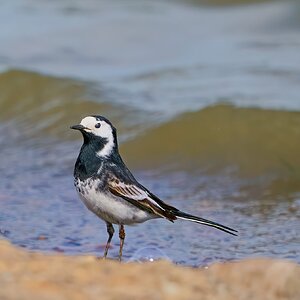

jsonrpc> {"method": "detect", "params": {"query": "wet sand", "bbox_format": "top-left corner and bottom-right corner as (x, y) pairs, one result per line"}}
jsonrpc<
(0, 240), (299, 300)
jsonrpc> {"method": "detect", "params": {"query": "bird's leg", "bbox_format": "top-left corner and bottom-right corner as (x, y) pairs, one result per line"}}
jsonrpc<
(103, 222), (114, 259)
(118, 225), (125, 262)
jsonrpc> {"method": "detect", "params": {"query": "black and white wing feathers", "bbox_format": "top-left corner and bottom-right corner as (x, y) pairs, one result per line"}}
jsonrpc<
(106, 162), (237, 235)
(108, 176), (177, 221)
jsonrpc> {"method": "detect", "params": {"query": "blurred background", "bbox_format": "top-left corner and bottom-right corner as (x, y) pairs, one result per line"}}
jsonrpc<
(0, 0), (299, 265)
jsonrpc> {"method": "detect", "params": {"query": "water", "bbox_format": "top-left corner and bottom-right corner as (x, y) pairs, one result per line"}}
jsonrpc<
(0, 0), (299, 266)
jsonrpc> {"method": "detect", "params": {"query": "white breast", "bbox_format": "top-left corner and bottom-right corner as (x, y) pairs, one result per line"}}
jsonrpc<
(76, 178), (155, 225)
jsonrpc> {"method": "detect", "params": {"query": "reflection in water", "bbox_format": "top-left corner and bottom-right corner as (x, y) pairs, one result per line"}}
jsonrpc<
(129, 247), (171, 263)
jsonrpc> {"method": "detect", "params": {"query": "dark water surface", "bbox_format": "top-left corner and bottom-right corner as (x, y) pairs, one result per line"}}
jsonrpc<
(0, 0), (300, 265)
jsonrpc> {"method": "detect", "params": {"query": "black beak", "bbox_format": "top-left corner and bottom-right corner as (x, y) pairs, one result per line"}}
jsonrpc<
(70, 124), (87, 131)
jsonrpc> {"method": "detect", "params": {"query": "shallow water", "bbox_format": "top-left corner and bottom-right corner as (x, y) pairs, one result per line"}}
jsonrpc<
(0, 0), (300, 265)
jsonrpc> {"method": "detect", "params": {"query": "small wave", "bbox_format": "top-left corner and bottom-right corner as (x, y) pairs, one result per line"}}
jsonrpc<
(1, 70), (299, 196)
(121, 104), (300, 195)
(0, 69), (142, 142)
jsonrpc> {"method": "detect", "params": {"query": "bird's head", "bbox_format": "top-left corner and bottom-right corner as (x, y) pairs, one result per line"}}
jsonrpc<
(71, 115), (118, 157)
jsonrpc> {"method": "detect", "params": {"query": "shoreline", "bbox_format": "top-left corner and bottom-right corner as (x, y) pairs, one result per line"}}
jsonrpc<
(0, 240), (299, 300)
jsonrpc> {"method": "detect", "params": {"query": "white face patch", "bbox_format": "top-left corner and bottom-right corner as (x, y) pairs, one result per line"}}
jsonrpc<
(80, 116), (115, 157)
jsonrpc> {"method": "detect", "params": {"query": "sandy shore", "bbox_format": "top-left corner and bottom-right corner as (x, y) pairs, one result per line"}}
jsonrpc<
(0, 240), (299, 300)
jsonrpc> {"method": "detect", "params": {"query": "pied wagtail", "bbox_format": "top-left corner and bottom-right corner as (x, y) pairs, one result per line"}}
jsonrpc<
(71, 116), (237, 261)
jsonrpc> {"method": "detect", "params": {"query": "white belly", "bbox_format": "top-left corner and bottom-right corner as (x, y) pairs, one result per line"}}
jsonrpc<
(76, 179), (155, 225)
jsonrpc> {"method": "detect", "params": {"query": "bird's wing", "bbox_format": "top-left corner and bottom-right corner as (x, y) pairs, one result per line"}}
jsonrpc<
(108, 175), (238, 235)
(108, 177), (177, 221)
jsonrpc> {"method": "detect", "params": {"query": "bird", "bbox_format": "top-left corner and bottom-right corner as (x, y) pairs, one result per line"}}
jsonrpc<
(71, 115), (237, 261)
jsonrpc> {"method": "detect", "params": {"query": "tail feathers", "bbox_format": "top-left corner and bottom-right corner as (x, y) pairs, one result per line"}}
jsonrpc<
(174, 211), (238, 236)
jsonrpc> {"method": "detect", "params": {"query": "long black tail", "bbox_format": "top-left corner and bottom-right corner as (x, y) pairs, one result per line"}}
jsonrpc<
(174, 211), (238, 236)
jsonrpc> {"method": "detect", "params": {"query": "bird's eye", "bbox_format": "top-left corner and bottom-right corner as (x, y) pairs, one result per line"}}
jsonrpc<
(95, 123), (101, 128)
